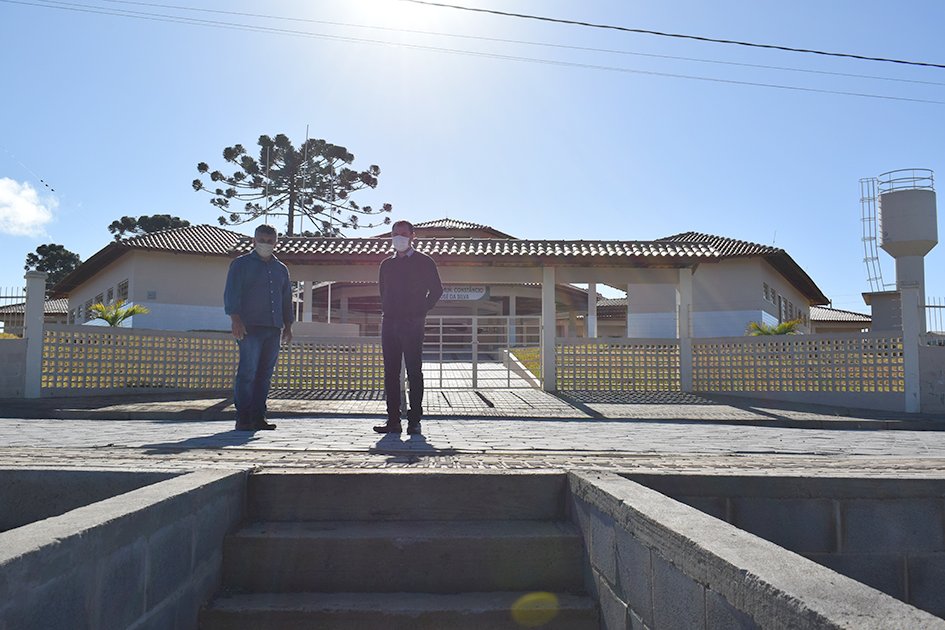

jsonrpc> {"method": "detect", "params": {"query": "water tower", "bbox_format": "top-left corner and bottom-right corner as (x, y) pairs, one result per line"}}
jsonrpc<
(877, 169), (937, 333)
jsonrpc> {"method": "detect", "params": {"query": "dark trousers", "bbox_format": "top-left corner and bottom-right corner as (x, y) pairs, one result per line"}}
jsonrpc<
(382, 316), (425, 423)
(234, 325), (282, 420)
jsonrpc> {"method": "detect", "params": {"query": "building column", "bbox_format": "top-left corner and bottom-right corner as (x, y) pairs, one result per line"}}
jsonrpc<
(508, 294), (517, 346)
(23, 271), (47, 399)
(340, 295), (349, 324)
(625, 285), (632, 337)
(587, 282), (598, 338)
(541, 266), (556, 392)
(901, 286), (921, 413)
(677, 268), (693, 393)
(301, 281), (313, 323)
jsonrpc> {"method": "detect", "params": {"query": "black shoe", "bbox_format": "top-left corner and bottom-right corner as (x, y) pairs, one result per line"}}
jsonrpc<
(235, 421), (257, 431)
(254, 416), (277, 431)
(407, 421), (422, 435)
(373, 421), (403, 434)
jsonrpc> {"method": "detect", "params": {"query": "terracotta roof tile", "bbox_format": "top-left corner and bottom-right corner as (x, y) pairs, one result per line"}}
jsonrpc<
(657, 231), (780, 257)
(0, 298), (69, 315)
(810, 306), (871, 322)
(234, 238), (720, 259)
(121, 224), (243, 255)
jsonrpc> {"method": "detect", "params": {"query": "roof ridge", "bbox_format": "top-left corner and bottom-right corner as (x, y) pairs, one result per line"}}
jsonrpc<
(657, 231), (782, 253)
(120, 223), (244, 245)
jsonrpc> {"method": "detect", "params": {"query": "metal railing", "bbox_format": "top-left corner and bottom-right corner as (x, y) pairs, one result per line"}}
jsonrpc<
(423, 315), (542, 389)
(0, 286), (27, 336)
(927, 298), (945, 335)
(877, 168), (935, 193)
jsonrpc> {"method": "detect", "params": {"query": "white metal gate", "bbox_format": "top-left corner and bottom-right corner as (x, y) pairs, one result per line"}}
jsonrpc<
(420, 315), (542, 389)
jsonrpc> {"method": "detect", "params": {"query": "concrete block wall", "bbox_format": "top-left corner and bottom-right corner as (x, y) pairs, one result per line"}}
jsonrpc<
(569, 471), (945, 630)
(0, 469), (246, 630)
(0, 339), (26, 398)
(628, 474), (945, 620)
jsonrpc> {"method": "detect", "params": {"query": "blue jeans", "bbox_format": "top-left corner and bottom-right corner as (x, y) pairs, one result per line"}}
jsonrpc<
(234, 325), (282, 419)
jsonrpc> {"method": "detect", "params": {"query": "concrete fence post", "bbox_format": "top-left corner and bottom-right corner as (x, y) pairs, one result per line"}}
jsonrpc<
(541, 266), (556, 392)
(23, 271), (47, 398)
(677, 268), (694, 393)
(901, 286), (921, 413)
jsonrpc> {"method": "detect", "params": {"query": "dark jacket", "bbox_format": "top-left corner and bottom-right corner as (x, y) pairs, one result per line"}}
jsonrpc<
(378, 250), (443, 320)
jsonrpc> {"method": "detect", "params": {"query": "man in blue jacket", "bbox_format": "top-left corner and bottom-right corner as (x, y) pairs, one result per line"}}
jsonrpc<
(224, 224), (294, 431)
(374, 220), (443, 435)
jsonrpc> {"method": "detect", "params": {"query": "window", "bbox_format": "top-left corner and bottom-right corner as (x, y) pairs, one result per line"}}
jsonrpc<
(68, 309), (75, 325)
(83, 300), (93, 322)
(94, 293), (104, 306)
(117, 280), (129, 302)
(106, 288), (114, 304)
(763, 283), (770, 302)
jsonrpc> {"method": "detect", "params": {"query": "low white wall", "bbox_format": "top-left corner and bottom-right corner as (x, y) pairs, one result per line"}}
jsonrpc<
(130, 302), (231, 332)
(920, 344), (945, 414)
(0, 339), (26, 398)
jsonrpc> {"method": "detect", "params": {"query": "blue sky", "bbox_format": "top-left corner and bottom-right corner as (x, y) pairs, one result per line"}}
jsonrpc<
(2, 0), (944, 312)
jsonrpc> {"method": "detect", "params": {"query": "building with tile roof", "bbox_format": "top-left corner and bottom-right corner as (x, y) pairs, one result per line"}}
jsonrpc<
(51, 225), (244, 331)
(50, 219), (828, 337)
(0, 298), (68, 336)
(809, 306), (872, 334)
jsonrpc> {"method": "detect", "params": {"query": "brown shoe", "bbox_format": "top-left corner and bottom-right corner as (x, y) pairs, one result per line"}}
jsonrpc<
(373, 421), (402, 434)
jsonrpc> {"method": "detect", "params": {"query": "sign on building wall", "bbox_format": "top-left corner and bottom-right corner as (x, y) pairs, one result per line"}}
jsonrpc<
(441, 286), (488, 301)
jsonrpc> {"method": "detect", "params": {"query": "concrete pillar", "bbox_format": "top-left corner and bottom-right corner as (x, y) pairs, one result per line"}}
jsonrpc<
(541, 267), (556, 392)
(587, 282), (598, 338)
(897, 256), (927, 334)
(23, 271), (47, 399)
(508, 294), (517, 346)
(901, 286), (921, 413)
(302, 281), (313, 323)
(327, 282), (332, 323)
(340, 295), (349, 324)
(625, 285), (632, 337)
(677, 268), (693, 393)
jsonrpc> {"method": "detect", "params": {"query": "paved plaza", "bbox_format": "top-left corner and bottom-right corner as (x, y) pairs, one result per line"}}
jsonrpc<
(2, 389), (945, 476)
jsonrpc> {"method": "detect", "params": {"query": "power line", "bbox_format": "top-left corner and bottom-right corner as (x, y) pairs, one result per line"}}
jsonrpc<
(5, 0), (945, 106)
(400, 0), (945, 71)
(66, 0), (945, 88)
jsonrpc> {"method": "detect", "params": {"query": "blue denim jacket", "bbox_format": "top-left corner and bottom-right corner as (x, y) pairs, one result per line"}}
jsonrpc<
(224, 251), (294, 328)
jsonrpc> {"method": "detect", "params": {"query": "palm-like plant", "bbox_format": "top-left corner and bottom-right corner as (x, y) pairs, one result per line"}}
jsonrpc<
(746, 319), (801, 336)
(88, 300), (150, 327)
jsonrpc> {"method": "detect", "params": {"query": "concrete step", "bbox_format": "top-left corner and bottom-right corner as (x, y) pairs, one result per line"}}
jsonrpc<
(222, 520), (585, 593)
(199, 591), (599, 630)
(247, 471), (568, 521)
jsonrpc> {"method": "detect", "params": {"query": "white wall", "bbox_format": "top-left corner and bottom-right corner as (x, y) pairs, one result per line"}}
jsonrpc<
(0, 339), (26, 397)
(622, 259), (812, 338)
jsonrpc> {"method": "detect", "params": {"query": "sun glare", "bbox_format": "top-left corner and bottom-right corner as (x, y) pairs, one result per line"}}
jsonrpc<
(349, 0), (447, 30)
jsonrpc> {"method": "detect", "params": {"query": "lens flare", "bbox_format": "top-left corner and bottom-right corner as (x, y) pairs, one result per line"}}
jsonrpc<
(511, 591), (560, 627)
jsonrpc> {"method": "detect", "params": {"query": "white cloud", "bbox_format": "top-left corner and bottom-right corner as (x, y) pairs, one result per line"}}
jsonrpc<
(0, 178), (57, 236)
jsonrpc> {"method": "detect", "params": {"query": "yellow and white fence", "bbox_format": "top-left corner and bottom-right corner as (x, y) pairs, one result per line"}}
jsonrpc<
(40, 324), (385, 396)
(556, 338), (680, 392)
(692, 333), (904, 394)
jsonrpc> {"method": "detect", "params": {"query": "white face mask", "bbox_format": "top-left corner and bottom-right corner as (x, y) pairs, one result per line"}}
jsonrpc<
(392, 235), (411, 252)
(255, 242), (275, 258)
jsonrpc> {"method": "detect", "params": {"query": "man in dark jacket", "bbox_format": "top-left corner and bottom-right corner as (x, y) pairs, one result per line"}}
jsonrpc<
(224, 224), (294, 431)
(374, 220), (443, 435)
